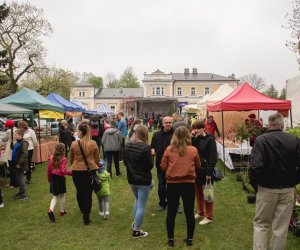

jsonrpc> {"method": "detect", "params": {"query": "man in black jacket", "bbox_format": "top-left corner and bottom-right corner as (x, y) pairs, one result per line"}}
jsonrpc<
(151, 116), (173, 211)
(249, 113), (300, 250)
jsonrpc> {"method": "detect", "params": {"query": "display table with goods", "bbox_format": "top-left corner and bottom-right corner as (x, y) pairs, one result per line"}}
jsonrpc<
(216, 138), (252, 170)
(32, 138), (57, 163)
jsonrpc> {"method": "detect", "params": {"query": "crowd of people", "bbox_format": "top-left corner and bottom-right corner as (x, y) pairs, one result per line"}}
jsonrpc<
(0, 111), (300, 249)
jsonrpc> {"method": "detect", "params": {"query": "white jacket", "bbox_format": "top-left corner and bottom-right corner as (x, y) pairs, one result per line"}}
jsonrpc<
(23, 128), (38, 150)
(1, 128), (16, 163)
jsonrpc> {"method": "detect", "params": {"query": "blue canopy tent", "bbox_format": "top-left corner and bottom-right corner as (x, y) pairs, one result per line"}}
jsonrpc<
(96, 103), (114, 115)
(46, 93), (85, 112)
(71, 100), (97, 114)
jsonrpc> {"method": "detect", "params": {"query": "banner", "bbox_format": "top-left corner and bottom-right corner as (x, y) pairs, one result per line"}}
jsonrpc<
(39, 110), (64, 119)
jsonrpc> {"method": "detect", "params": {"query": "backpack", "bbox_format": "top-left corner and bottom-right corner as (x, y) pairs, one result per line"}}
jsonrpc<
(91, 121), (100, 138)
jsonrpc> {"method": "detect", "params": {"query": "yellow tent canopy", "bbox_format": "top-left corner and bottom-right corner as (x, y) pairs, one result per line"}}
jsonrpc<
(39, 110), (64, 119)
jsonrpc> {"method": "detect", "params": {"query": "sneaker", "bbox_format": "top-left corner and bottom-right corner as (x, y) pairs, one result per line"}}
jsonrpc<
(84, 219), (91, 225)
(183, 238), (193, 246)
(167, 239), (175, 247)
(194, 213), (203, 219)
(26, 180), (31, 184)
(116, 173), (122, 177)
(157, 205), (166, 212)
(0, 203), (4, 208)
(48, 210), (55, 222)
(132, 229), (148, 238)
(104, 211), (109, 219)
(99, 211), (104, 216)
(199, 217), (212, 225)
(16, 194), (28, 200)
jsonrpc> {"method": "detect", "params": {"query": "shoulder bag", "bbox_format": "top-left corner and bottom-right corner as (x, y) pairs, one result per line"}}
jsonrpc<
(77, 141), (101, 193)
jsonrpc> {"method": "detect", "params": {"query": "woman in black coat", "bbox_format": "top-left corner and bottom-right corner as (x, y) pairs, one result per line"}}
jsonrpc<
(192, 120), (217, 225)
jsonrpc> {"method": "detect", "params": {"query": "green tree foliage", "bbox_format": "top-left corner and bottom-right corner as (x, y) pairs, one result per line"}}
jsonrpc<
(87, 75), (103, 88)
(264, 84), (278, 98)
(278, 87), (286, 100)
(21, 67), (76, 99)
(0, 1), (53, 94)
(118, 67), (140, 88)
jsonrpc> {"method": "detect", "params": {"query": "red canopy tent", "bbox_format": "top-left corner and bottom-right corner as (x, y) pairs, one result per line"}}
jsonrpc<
(207, 82), (291, 112)
(207, 82), (292, 173)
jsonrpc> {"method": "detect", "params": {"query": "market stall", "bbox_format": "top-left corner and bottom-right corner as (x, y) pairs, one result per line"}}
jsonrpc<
(0, 88), (64, 162)
(207, 82), (292, 171)
(32, 140), (56, 163)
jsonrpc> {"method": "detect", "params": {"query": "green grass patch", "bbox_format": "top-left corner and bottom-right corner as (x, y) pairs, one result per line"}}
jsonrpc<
(1, 137), (300, 249)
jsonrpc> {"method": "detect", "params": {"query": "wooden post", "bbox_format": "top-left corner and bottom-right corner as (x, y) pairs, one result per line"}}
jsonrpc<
(222, 111), (226, 176)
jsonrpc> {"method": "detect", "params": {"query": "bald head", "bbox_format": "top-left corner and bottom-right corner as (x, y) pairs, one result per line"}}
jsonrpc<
(163, 116), (173, 132)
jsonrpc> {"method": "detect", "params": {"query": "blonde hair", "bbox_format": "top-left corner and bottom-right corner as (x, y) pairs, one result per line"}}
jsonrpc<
(53, 143), (65, 169)
(134, 125), (148, 143)
(170, 126), (191, 157)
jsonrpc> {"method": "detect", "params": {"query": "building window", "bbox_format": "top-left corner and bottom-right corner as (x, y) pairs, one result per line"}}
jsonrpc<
(152, 86), (165, 96)
(191, 87), (196, 96)
(177, 87), (182, 96)
(79, 91), (85, 97)
(204, 87), (210, 95)
(110, 106), (115, 112)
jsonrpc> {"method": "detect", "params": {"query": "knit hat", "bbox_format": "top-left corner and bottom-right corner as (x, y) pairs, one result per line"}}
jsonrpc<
(5, 120), (14, 128)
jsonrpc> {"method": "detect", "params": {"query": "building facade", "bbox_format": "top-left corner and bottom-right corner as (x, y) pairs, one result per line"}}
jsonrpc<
(70, 68), (239, 116)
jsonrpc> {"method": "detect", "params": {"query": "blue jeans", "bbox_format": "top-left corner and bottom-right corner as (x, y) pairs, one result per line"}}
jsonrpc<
(130, 184), (151, 230)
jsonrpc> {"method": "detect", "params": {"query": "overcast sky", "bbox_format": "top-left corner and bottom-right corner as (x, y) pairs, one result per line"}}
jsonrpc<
(10, 0), (300, 89)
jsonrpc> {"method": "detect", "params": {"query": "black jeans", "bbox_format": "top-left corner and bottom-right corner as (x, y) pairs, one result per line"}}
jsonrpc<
(72, 171), (93, 220)
(0, 187), (3, 204)
(166, 183), (195, 240)
(157, 168), (167, 207)
(26, 149), (33, 182)
(106, 151), (120, 176)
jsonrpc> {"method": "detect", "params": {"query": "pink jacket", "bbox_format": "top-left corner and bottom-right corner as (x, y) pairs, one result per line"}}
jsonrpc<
(47, 157), (72, 182)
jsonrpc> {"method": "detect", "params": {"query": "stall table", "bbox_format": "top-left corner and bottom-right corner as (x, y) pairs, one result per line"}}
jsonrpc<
(32, 141), (57, 163)
(216, 140), (252, 170)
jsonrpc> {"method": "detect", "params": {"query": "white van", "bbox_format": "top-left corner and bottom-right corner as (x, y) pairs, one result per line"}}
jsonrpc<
(34, 119), (51, 137)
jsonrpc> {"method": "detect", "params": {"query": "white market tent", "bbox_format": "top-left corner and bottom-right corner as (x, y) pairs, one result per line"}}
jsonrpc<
(182, 104), (199, 113)
(197, 84), (234, 110)
(286, 75), (300, 127)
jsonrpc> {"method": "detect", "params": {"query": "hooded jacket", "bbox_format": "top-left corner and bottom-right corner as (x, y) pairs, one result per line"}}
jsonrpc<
(102, 127), (123, 152)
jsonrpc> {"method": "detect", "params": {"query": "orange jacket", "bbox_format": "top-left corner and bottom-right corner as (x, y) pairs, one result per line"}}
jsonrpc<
(160, 145), (201, 183)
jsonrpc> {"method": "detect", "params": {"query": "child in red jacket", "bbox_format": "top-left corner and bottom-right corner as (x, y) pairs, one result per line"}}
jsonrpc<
(47, 143), (72, 222)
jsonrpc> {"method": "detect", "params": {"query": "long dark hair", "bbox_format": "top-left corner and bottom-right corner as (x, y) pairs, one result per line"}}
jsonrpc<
(53, 143), (65, 169)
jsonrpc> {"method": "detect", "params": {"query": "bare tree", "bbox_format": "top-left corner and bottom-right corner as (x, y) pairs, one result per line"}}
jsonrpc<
(21, 67), (76, 99)
(105, 72), (119, 88)
(239, 73), (266, 90)
(285, 0), (300, 66)
(0, 1), (53, 94)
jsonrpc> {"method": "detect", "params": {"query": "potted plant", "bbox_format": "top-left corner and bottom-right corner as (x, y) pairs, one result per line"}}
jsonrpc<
(234, 123), (250, 170)
(240, 170), (256, 203)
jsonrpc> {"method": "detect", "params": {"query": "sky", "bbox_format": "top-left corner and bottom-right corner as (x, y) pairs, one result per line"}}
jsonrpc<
(8, 0), (300, 89)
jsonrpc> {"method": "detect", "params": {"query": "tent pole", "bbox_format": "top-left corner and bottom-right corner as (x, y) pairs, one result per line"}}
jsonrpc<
(38, 110), (42, 164)
(222, 111), (225, 176)
(290, 109), (293, 129)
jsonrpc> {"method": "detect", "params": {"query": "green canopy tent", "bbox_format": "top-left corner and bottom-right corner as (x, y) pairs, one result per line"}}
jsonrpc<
(1, 88), (64, 163)
(0, 102), (34, 115)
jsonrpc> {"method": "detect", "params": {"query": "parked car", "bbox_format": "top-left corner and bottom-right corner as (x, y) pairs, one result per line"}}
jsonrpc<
(34, 119), (51, 137)
(49, 121), (60, 136)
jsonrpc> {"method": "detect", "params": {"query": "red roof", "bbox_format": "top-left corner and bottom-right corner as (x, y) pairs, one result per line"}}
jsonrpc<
(207, 82), (291, 112)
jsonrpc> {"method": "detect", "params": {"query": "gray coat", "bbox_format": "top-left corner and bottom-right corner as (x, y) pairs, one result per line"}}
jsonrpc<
(102, 128), (122, 152)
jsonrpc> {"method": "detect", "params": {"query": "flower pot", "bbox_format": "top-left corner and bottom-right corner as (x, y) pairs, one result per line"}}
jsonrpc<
(247, 195), (256, 204)
(236, 174), (242, 182)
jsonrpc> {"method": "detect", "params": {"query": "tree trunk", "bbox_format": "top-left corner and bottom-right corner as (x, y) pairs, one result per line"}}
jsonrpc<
(10, 79), (18, 93)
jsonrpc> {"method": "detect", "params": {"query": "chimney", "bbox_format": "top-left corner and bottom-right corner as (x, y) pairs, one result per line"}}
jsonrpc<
(192, 68), (197, 74)
(230, 73), (235, 79)
(184, 68), (189, 75)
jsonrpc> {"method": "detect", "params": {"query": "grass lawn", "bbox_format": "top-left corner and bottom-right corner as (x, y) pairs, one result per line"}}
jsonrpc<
(1, 137), (300, 249)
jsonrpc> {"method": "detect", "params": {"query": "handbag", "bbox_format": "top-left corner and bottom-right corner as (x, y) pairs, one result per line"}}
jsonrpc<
(213, 167), (224, 181)
(203, 179), (214, 202)
(77, 141), (101, 193)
